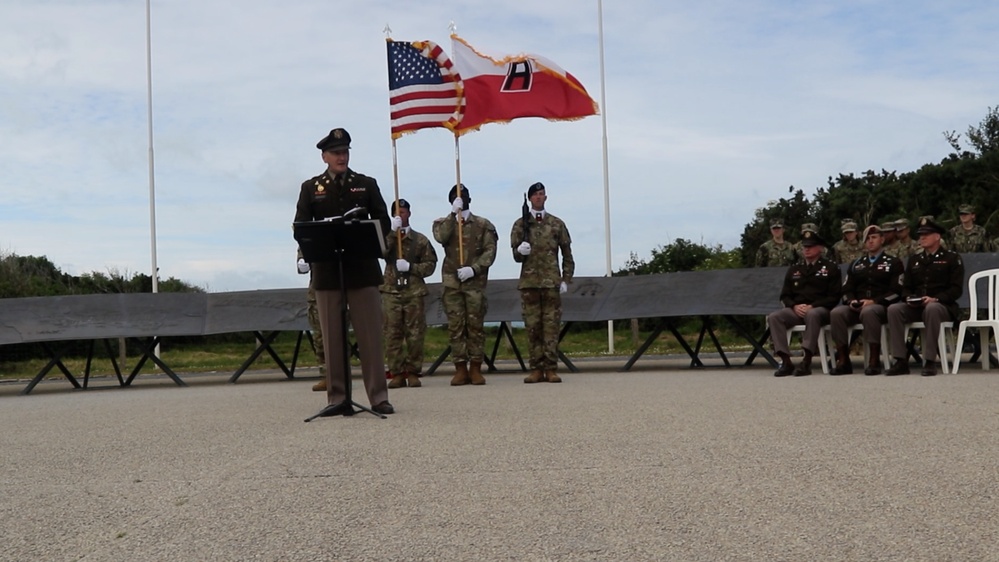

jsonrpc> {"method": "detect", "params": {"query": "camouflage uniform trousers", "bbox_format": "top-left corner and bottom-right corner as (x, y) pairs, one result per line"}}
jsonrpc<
(307, 285), (325, 374)
(382, 292), (427, 375)
(442, 286), (488, 363)
(521, 287), (562, 371)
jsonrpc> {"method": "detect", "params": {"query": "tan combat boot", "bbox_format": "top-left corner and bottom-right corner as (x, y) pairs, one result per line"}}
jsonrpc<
(450, 362), (469, 386)
(544, 369), (562, 383)
(406, 372), (422, 388)
(312, 378), (327, 392)
(388, 372), (406, 389)
(524, 369), (545, 383)
(469, 360), (486, 385)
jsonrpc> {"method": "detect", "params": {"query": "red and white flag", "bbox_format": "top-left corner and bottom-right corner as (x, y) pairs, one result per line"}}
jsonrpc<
(386, 39), (464, 139)
(450, 35), (599, 136)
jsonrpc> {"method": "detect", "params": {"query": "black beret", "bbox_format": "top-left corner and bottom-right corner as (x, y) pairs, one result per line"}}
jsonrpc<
(390, 198), (410, 214)
(527, 182), (545, 197)
(316, 128), (351, 151)
(448, 184), (470, 203)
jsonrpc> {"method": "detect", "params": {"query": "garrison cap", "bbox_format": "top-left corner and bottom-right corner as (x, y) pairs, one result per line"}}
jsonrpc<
(316, 128), (351, 151)
(800, 230), (827, 248)
(391, 198), (410, 214)
(770, 218), (784, 229)
(840, 219), (858, 233)
(527, 182), (545, 197)
(959, 203), (976, 215)
(916, 216), (946, 235)
(862, 224), (882, 240)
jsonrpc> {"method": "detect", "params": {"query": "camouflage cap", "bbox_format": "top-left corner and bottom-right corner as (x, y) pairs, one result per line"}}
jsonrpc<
(959, 203), (975, 215)
(840, 219), (858, 233)
(879, 222), (896, 232)
(800, 222), (819, 234)
(893, 218), (909, 230)
(769, 218), (784, 229)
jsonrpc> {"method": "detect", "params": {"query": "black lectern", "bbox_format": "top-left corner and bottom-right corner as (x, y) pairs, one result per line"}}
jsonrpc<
(294, 218), (387, 421)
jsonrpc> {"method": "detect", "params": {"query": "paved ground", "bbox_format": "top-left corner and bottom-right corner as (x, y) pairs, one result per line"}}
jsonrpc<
(2, 359), (999, 561)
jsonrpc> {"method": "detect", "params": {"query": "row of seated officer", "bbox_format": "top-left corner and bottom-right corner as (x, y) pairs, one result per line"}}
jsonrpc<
(768, 216), (963, 378)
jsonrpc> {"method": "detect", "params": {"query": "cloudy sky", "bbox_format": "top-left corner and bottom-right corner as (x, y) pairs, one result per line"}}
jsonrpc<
(2, 0), (996, 292)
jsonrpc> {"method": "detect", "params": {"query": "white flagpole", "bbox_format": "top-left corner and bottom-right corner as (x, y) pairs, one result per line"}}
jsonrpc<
(597, 0), (613, 353)
(145, 0), (159, 295)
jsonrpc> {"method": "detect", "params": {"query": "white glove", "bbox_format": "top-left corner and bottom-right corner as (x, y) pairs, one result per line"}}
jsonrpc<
(560, 281), (568, 294)
(517, 241), (532, 256)
(451, 198), (464, 214)
(390, 216), (403, 231)
(457, 266), (474, 282)
(297, 258), (310, 274)
(396, 258), (410, 272)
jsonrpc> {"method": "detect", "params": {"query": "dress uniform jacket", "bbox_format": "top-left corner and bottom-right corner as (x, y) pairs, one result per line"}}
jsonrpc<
(779, 256), (842, 309)
(294, 168), (390, 290)
(842, 252), (904, 306)
(902, 248), (965, 321)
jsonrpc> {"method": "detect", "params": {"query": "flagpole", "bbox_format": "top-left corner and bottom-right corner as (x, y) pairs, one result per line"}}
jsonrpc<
(391, 138), (403, 258)
(454, 134), (465, 264)
(597, 0), (613, 353)
(145, 0), (159, 295)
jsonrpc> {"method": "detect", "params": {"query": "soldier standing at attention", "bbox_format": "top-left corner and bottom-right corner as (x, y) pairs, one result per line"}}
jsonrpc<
(885, 217), (964, 377)
(432, 184), (498, 386)
(295, 127), (394, 416)
(768, 231), (842, 377)
(949, 203), (989, 253)
(892, 218), (920, 261)
(383, 199), (438, 389)
(510, 182), (575, 384)
(297, 249), (328, 392)
(755, 218), (795, 267)
(832, 219), (864, 264)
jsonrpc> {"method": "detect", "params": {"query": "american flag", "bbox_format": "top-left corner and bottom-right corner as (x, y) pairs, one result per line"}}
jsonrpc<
(387, 40), (463, 139)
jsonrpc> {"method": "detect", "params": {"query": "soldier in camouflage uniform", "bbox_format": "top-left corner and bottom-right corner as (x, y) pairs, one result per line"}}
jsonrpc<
(755, 218), (796, 267)
(949, 203), (989, 253)
(832, 219), (864, 264)
(297, 248), (328, 392)
(892, 218), (920, 261)
(880, 222), (899, 257)
(432, 184), (498, 386)
(383, 199), (438, 389)
(510, 182), (575, 384)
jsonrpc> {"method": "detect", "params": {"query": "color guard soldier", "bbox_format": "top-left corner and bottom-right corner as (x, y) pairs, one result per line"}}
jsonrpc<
(768, 231), (842, 376)
(510, 182), (575, 384)
(297, 248), (327, 392)
(382, 199), (438, 389)
(829, 225), (903, 375)
(432, 184), (498, 386)
(885, 217), (964, 377)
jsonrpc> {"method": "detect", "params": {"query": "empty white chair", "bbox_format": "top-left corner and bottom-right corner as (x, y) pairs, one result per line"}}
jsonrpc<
(953, 268), (999, 374)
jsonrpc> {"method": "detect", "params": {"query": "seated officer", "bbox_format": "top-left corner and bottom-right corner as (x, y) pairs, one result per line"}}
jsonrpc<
(829, 225), (904, 375)
(768, 231), (842, 377)
(885, 217), (965, 377)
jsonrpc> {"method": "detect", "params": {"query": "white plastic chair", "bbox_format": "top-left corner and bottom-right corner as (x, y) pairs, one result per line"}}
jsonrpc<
(953, 269), (999, 374)
(903, 321), (956, 375)
(788, 324), (831, 374)
(842, 323), (891, 369)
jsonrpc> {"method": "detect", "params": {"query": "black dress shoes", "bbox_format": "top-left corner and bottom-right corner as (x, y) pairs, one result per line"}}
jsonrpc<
(774, 363), (794, 377)
(921, 362), (938, 377)
(885, 360), (910, 376)
(371, 401), (395, 415)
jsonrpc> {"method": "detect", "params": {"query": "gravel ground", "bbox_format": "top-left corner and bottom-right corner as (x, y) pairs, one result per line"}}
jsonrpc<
(2, 362), (999, 561)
